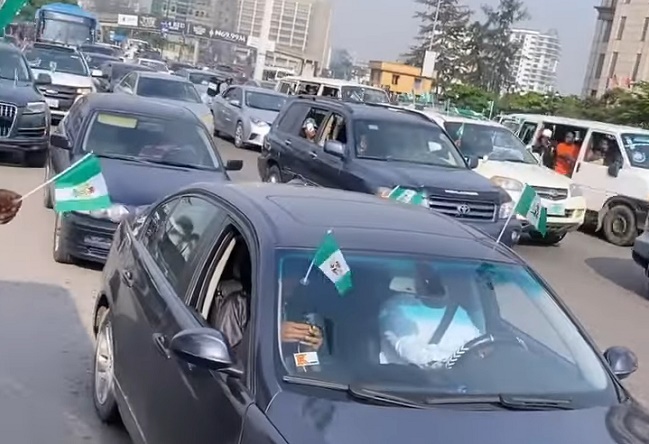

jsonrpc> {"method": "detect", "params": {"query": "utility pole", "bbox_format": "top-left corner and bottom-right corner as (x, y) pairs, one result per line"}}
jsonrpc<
(253, 0), (274, 81)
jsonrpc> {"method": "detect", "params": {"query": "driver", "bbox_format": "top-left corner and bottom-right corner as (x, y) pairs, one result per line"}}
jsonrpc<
(379, 274), (480, 368)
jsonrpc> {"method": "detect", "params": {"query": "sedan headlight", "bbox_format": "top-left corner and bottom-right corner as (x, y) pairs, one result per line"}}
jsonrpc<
(75, 204), (130, 223)
(250, 117), (269, 127)
(499, 201), (515, 219)
(491, 176), (524, 192)
(569, 183), (583, 197)
(375, 186), (393, 198)
(24, 101), (47, 114)
(76, 87), (93, 95)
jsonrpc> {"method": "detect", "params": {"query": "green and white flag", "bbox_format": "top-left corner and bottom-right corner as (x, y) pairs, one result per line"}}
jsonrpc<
(54, 154), (112, 213)
(387, 186), (427, 206)
(516, 184), (547, 235)
(312, 231), (352, 295)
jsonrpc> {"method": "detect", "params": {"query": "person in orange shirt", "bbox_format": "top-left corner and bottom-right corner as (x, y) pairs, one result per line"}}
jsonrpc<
(554, 132), (580, 177)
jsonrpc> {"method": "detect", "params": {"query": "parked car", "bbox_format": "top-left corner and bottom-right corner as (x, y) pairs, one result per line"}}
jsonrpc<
(258, 97), (522, 246)
(45, 93), (242, 265)
(0, 42), (52, 167)
(23, 42), (102, 124)
(92, 182), (645, 444)
(113, 71), (214, 135)
(423, 113), (587, 245)
(209, 85), (287, 148)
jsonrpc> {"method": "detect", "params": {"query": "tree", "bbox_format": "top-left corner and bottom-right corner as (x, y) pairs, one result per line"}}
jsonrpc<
(329, 48), (354, 80)
(402, 0), (472, 91)
(17, 0), (77, 22)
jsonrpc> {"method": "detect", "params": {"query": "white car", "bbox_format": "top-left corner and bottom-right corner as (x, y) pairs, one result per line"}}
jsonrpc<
(423, 113), (587, 245)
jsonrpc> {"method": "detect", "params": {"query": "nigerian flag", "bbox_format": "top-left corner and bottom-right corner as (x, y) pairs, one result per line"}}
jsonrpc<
(54, 154), (111, 213)
(313, 232), (352, 295)
(387, 186), (427, 206)
(516, 185), (547, 235)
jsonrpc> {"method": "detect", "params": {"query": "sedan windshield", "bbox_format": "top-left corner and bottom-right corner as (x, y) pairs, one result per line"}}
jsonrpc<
(245, 92), (286, 112)
(137, 78), (202, 103)
(83, 53), (118, 70)
(445, 122), (537, 164)
(139, 59), (167, 71)
(278, 252), (616, 406)
(622, 133), (649, 169)
(80, 45), (116, 57)
(24, 48), (88, 76)
(0, 49), (31, 82)
(82, 112), (220, 170)
(355, 119), (466, 168)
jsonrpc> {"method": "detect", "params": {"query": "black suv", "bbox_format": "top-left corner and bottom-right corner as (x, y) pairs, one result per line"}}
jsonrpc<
(0, 42), (52, 166)
(258, 97), (522, 246)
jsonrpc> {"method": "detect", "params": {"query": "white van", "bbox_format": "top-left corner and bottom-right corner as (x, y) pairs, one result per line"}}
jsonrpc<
(275, 76), (390, 103)
(422, 112), (586, 245)
(503, 113), (649, 246)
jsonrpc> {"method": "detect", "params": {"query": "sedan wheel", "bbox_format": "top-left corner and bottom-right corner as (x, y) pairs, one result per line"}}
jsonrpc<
(93, 308), (120, 423)
(52, 213), (73, 264)
(234, 122), (244, 148)
(43, 162), (53, 209)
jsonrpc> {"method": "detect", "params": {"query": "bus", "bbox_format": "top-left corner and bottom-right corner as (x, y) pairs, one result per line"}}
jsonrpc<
(35, 3), (98, 46)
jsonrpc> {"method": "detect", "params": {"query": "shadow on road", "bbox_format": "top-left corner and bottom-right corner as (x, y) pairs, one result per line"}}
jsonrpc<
(0, 281), (130, 444)
(585, 257), (648, 298)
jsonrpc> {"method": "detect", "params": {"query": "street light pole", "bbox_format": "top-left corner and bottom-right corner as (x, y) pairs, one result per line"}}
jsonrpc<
(253, 0), (274, 81)
(427, 0), (442, 51)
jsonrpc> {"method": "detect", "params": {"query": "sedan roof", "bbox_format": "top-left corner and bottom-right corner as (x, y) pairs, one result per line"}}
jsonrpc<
(83, 93), (198, 122)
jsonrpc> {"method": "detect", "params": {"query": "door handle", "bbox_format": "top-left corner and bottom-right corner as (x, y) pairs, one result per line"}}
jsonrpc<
(309, 151), (318, 159)
(284, 139), (292, 146)
(121, 269), (134, 287)
(576, 162), (581, 173)
(152, 333), (170, 359)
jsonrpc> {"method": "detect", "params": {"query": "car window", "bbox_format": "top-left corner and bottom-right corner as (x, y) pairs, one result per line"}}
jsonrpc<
(341, 85), (390, 103)
(586, 132), (623, 167)
(121, 72), (136, 89)
(319, 113), (347, 146)
(64, 98), (85, 142)
(277, 252), (616, 406)
(276, 102), (308, 133)
(146, 196), (224, 296)
(82, 112), (220, 170)
(137, 77), (202, 103)
(622, 133), (649, 168)
(245, 91), (286, 112)
(519, 121), (538, 145)
(354, 118), (466, 168)
(0, 48), (31, 82)
(24, 48), (88, 76)
(298, 107), (329, 140)
(222, 87), (236, 100)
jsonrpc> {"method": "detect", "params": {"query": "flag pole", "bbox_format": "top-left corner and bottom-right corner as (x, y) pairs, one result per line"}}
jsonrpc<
(301, 229), (332, 285)
(16, 153), (93, 202)
(493, 198), (519, 248)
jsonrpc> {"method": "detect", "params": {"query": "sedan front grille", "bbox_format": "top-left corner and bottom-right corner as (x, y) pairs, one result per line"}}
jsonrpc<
(428, 195), (497, 221)
(0, 103), (17, 138)
(532, 186), (568, 201)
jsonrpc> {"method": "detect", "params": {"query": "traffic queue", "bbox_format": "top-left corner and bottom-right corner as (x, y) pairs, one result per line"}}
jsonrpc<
(2, 36), (649, 444)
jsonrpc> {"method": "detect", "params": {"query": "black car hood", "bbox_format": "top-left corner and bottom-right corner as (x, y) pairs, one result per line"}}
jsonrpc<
(353, 159), (503, 201)
(0, 79), (43, 106)
(85, 156), (228, 207)
(267, 392), (649, 444)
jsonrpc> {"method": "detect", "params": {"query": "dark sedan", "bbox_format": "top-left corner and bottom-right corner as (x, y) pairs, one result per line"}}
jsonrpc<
(92, 183), (647, 444)
(45, 93), (242, 265)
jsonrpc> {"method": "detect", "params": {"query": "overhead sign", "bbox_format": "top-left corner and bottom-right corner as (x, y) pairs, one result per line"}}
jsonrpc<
(186, 23), (247, 45)
(137, 15), (158, 29)
(159, 19), (186, 33)
(117, 14), (138, 27)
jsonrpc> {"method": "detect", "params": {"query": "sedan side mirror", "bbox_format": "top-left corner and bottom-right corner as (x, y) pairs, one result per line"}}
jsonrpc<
(604, 346), (638, 380)
(607, 162), (621, 178)
(466, 156), (479, 169)
(207, 83), (218, 97)
(225, 159), (243, 171)
(35, 73), (52, 85)
(324, 140), (345, 158)
(170, 328), (241, 377)
(50, 133), (70, 150)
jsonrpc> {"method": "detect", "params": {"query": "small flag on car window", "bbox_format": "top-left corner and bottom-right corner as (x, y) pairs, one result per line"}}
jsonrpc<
(387, 186), (427, 207)
(516, 185), (547, 235)
(301, 230), (352, 295)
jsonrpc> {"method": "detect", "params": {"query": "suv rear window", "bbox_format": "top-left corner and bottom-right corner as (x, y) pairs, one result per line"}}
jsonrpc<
(354, 119), (466, 169)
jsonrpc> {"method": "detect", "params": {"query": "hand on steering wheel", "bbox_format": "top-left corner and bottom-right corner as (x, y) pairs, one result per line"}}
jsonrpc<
(444, 333), (527, 370)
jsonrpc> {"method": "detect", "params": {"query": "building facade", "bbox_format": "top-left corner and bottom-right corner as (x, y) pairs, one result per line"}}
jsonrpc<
(369, 61), (433, 94)
(510, 29), (561, 94)
(582, 0), (649, 97)
(235, 0), (331, 72)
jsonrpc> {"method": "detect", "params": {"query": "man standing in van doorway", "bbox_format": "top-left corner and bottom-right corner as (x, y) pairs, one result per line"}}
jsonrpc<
(554, 132), (579, 177)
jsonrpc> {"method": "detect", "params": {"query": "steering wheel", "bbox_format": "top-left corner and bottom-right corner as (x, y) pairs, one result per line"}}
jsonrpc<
(444, 333), (527, 370)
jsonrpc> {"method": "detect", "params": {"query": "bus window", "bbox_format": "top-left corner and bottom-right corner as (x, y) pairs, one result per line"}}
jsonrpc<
(519, 121), (539, 145)
(278, 81), (294, 94)
(322, 86), (339, 98)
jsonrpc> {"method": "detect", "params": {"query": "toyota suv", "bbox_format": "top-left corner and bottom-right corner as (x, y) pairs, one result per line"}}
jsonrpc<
(23, 42), (100, 124)
(258, 96), (522, 246)
(0, 42), (52, 167)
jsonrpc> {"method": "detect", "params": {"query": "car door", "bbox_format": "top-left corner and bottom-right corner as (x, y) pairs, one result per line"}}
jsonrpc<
(308, 111), (350, 188)
(222, 87), (242, 136)
(48, 95), (90, 181)
(291, 106), (332, 186)
(265, 102), (310, 181)
(214, 87), (234, 135)
(572, 130), (628, 212)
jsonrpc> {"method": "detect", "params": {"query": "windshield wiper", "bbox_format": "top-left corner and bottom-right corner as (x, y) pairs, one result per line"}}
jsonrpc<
(141, 158), (216, 171)
(282, 375), (425, 409)
(93, 153), (147, 163)
(424, 394), (574, 410)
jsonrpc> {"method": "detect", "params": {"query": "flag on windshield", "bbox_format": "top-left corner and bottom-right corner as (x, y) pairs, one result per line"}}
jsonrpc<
(54, 154), (112, 213)
(516, 185), (547, 235)
(387, 186), (427, 206)
(311, 231), (352, 295)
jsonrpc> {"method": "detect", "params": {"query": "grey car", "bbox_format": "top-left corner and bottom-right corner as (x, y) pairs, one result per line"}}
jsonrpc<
(113, 70), (214, 134)
(175, 68), (229, 106)
(211, 85), (287, 148)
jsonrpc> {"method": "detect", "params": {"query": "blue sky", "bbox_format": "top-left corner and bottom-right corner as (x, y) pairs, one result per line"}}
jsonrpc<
(329, 0), (599, 94)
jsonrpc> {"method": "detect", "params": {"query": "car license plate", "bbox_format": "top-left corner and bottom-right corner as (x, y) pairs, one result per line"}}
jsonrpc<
(84, 235), (111, 249)
(45, 98), (59, 108)
(547, 203), (564, 216)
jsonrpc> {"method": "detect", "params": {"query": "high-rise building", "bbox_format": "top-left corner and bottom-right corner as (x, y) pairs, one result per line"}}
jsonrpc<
(151, 0), (238, 31)
(582, 0), (649, 97)
(510, 29), (561, 94)
(235, 0), (332, 72)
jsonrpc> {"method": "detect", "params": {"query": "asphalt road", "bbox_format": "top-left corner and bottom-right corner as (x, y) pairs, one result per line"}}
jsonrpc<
(1, 138), (649, 442)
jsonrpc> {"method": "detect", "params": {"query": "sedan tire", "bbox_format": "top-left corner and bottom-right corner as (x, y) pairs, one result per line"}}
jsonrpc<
(43, 162), (53, 209)
(234, 121), (245, 148)
(93, 307), (121, 424)
(266, 165), (283, 183)
(52, 213), (74, 264)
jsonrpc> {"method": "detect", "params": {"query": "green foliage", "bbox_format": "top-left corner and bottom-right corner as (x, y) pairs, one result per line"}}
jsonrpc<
(17, 0), (77, 21)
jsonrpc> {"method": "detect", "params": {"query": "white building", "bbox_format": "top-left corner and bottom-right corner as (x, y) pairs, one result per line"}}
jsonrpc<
(510, 29), (561, 94)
